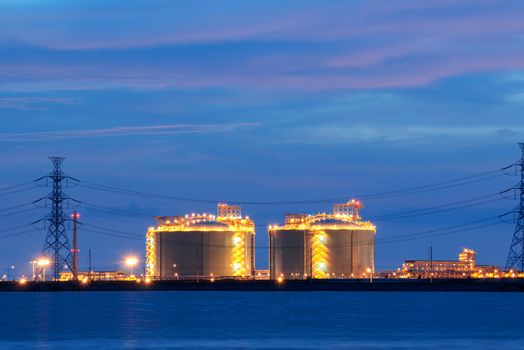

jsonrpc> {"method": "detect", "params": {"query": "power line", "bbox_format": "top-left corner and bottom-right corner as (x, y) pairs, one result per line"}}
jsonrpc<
(81, 215), (504, 248)
(0, 202), (34, 213)
(0, 185), (37, 197)
(0, 223), (32, 234)
(82, 228), (143, 241)
(77, 168), (506, 205)
(0, 229), (37, 241)
(78, 191), (508, 224)
(80, 202), (153, 219)
(376, 217), (498, 243)
(0, 207), (36, 218)
(83, 223), (142, 238)
(0, 181), (35, 192)
(371, 196), (505, 222)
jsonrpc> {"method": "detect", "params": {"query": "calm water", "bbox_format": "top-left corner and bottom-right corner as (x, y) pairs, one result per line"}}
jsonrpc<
(0, 292), (523, 349)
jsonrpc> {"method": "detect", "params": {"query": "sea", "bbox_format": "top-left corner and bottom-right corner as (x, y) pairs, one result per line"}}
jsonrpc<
(0, 292), (523, 349)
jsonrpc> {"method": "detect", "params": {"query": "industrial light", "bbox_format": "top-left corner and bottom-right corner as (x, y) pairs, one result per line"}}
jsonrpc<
(125, 257), (138, 267)
(37, 258), (50, 267)
(125, 256), (139, 277)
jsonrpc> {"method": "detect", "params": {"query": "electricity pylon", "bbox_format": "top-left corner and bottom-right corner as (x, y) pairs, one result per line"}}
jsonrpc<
(505, 143), (524, 271)
(34, 157), (79, 280)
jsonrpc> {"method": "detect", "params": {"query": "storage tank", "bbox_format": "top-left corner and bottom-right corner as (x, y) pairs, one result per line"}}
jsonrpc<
(351, 228), (375, 277)
(269, 228), (307, 279)
(268, 200), (376, 279)
(146, 203), (255, 279)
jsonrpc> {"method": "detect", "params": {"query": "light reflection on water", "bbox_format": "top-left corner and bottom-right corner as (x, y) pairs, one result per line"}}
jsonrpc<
(1, 292), (523, 349)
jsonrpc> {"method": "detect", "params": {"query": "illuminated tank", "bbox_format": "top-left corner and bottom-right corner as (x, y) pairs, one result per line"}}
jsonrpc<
(269, 200), (376, 279)
(146, 203), (255, 279)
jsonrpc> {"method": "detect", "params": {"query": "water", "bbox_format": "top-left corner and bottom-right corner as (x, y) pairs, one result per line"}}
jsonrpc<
(1, 292), (523, 349)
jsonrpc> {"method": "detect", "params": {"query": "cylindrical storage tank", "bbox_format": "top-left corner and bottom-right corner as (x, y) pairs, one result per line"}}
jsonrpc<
(309, 219), (353, 279)
(146, 215), (254, 279)
(267, 201), (376, 280)
(269, 228), (306, 279)
(351, 228), (375, 276)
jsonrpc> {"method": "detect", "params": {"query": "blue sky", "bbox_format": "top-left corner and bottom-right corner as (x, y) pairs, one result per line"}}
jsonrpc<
(0, 0), (523, 275)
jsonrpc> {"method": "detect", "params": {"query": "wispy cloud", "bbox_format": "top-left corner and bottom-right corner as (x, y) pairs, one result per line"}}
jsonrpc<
(506, 92), (524, 104)
(282, 125), (524, 145)
(0, 97), (79, 110)
(0, 123), (257, 142)
(0, 1), (524, 92)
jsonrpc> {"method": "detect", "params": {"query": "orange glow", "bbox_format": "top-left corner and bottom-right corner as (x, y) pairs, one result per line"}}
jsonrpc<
(125, 257), (138, 267)
(37, 258), (50, 267)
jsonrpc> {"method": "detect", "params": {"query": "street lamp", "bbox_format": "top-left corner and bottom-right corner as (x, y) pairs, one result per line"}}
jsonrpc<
(125, 257), (139, 277)
(30, 260), (37, 281)
(37, 258), (50, 281)
(366, 267), (373, 284)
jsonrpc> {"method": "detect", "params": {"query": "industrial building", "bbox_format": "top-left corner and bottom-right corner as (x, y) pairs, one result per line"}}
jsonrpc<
(269, 200), (376, 279)
(146, 203), (255, 279)
(400, 248), (502, 278)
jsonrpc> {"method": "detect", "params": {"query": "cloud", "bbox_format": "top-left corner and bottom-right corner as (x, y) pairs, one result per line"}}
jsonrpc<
(506, 92), (524, 104)
(0, 123), (257, 142)
(0, 97), (79, 110)
(0, 1), (524, 92)
(282, 125), (524, 145)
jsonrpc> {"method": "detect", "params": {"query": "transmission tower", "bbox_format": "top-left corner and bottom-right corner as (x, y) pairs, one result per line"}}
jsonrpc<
(506, 143), (524, 272)
(34, 157), (79, 280)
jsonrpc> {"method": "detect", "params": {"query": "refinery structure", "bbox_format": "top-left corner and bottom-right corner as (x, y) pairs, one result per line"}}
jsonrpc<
(3, 144), (524, 289)
(269, 200), (376, 279)
(143, 199), (376, 281)
(146, 203), (255, 279)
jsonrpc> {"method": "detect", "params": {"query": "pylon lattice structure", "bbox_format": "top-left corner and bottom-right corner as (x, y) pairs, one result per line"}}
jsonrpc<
(505, 143), (524, 272)
(36, 157), (79, 280)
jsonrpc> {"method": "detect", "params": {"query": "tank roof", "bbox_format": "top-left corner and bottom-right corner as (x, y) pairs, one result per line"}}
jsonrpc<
(184, 220), (229, 228)
(309, 218), (347, 225)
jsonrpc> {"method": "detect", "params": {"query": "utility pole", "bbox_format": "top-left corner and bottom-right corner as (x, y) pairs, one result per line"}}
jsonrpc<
(34, 157), (79, 280)
(429, 244), (433, 282)
(71, 210), (80, 280)
(88, 248), (92, 277)
(506, 143), (524, 272)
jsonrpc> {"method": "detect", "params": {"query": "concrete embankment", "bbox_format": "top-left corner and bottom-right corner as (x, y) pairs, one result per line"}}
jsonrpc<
(1, 278), (524, 292)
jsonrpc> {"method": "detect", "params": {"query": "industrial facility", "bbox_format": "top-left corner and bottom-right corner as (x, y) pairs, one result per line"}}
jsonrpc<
(145, 203), (255, 279)
(398, 248), (508, 279)
(269, 200), (376, 279)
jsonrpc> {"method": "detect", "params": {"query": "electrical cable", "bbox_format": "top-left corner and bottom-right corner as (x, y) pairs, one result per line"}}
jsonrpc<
(0, 181), (35, 192)
(0, 185), (37, 197)
(0, 229), (37, 240)
(77, 168), (506, 205)
(80, 215), (505, 248)
(79, 191), (508, 224)
(0, 202), (34, 213)
(0, 207), (37, 218)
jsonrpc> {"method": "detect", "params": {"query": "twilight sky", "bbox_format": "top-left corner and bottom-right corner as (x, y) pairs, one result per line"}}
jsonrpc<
(0, 0), (523, 276)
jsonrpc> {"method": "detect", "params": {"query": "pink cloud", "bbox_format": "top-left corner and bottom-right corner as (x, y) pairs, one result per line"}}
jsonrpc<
(0, 123), (258, 142)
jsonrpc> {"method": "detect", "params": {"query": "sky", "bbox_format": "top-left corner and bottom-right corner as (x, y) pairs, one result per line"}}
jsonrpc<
(0, 0), (523, 276)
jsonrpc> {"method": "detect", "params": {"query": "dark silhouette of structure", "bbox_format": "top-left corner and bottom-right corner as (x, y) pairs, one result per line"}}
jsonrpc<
(35, 157), (79, 280)
(506, 143), (524, 271)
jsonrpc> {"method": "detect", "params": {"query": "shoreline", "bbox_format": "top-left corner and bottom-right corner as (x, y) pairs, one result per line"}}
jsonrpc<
(2, 278), (524, 292)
